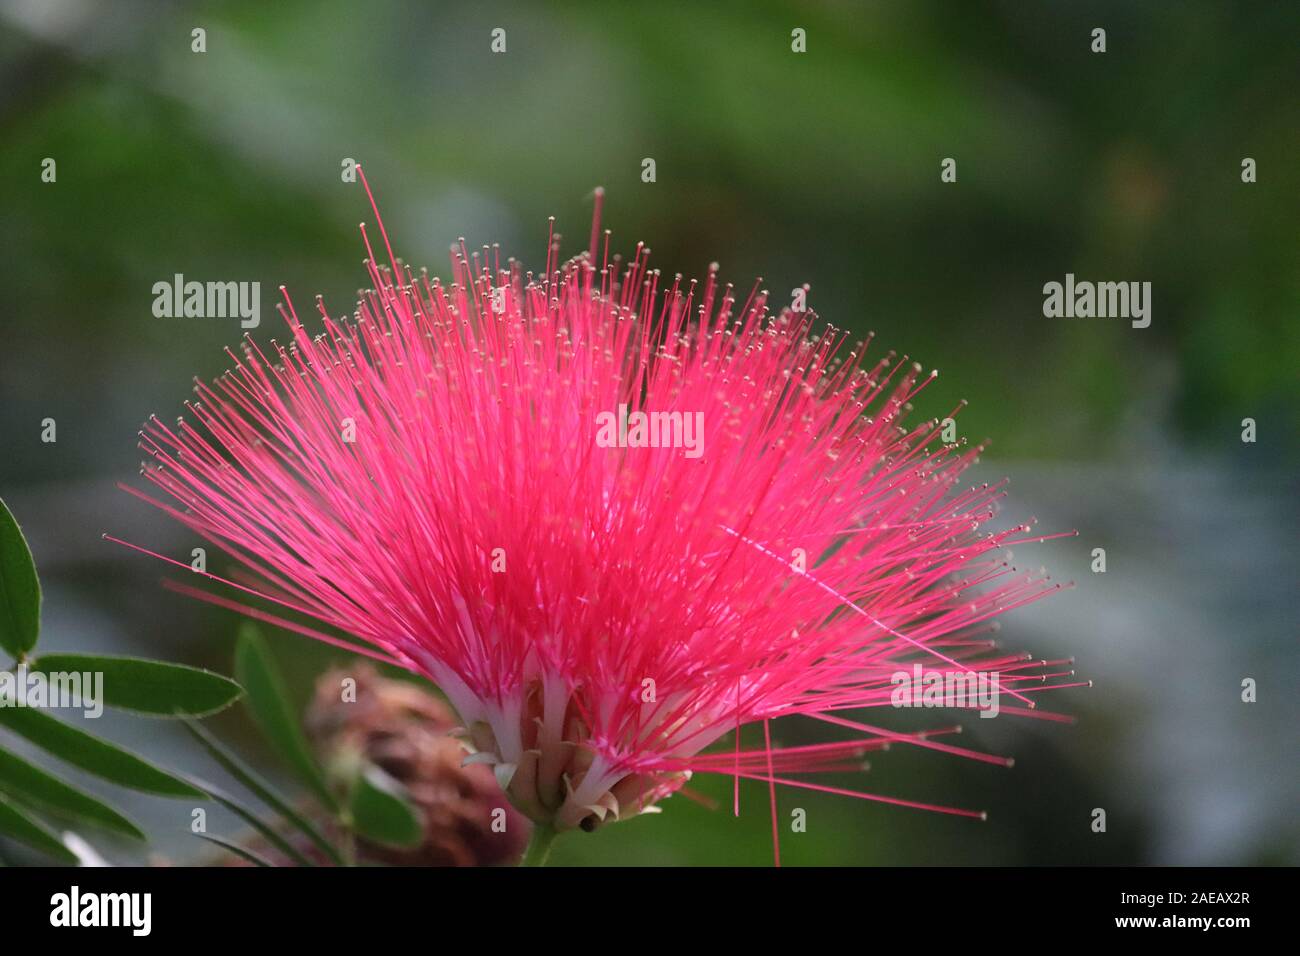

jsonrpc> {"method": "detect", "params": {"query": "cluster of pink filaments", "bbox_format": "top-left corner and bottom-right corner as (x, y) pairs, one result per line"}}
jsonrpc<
(119, 173), (1083, 842)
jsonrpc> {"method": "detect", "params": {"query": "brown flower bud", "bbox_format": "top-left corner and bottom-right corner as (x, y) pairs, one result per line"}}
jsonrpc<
(306, 664), (531, 865)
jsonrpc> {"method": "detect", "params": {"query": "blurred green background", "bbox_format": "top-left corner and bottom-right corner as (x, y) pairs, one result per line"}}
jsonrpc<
(0, 0), (1296, 865)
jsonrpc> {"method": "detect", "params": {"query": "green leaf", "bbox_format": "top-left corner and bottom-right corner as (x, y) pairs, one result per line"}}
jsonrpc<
(29, 654), (242, 718)
(0, 747), (144, 839)
(234, 624), (335, 810)
(196, 833), (272, 867)
(0, 496), (41, 659)
(350, 764), (422, 849)
(181, 717), (343, 865)
(0, 792), (77, 863)
(185, 775), (313, 866)
(0, 707), (203, 798)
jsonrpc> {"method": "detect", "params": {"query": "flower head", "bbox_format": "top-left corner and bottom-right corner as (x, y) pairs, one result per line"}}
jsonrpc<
(123, 174), (1081, 845)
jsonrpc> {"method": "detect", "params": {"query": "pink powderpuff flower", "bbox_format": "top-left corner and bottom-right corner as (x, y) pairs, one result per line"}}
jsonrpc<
(117, 172), (1084, 861)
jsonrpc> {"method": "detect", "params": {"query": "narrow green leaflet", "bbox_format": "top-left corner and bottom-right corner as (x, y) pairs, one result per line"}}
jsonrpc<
(0, 747), (143, 839)
(0, 496), (41, 658)
(30, 654), (241, 718)
(350, 764), (423, 849)
(0, 707), (203, 798)
(181, 717), (343, 865)
(196, 833), (272, 867)
(234, 625), (335, 810)
(0, 792), (77, 863)
(186, 775), (313, 866)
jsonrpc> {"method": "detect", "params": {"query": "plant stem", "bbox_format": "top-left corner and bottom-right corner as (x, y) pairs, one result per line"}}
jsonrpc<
(336, 808), (357, 867)
(520, 823), (558, 866)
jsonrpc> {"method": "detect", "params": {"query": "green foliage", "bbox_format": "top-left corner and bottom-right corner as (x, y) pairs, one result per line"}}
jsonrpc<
(196, 833), (272, 867)
(31, 654), (242, 718)
(181, 716), (343, 866)
(349, 766), (422, 850)
(0, 706), (204, 799)
(186, 776), (314, 866)
(0, 748), (143, 839)
(0, 498), (235, 862)
(234, 625), (337, 811)
(0, 497), (41, 658)
(0, 793), (77, 864)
